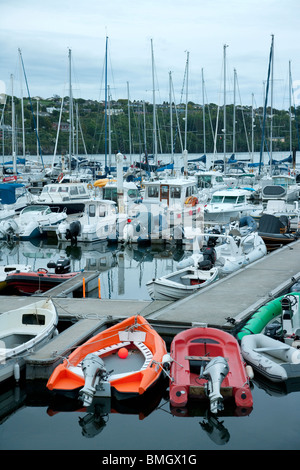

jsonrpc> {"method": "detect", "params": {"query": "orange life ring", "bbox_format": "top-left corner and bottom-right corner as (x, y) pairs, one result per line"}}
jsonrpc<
(185, 196), (198, 206)
(57, 173), (64, 183)
(37, 268), (48, 274)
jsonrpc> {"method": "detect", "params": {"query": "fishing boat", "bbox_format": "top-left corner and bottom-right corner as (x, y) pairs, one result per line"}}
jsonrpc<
(169, 327), (253, 414)
(46, 315), (169, 406)
(4, 257), (78, 295)
(0, 264), (32, 291)
(0, 298), (58, 384)
(56, 199), (125, 244)
(204, 188), (256, 223)
(0, 205), (67, 240)
(240, 333), (300, 382)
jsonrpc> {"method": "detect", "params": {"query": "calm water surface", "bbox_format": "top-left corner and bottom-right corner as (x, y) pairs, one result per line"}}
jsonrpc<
(0, 240), (300, 450)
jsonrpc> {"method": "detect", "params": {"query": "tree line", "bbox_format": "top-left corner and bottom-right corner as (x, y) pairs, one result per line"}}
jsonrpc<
(1, 96), (299, 158)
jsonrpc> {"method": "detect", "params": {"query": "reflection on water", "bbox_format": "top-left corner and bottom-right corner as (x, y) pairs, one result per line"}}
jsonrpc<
(0, 239), (186, 300)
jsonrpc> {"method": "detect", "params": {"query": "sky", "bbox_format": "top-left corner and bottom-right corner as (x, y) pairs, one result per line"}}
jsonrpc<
(1, 0), (300, 109)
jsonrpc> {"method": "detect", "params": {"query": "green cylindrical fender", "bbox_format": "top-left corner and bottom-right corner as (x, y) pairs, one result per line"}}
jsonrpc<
(237, 292), (300, 340)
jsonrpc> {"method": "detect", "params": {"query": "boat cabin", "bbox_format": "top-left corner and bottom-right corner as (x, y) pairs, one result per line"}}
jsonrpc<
(38, 182), (89, 202)
(209, 189), (249, 206)
(143, 178), (198, 208)
(194, 171), (226, 189)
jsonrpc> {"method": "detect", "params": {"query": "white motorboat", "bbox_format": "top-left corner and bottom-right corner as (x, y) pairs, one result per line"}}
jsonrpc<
(0, 298), (58, 384)
(204, 188), (256, 224)
(56, 199), (125, 243)
(36, 182), (92, 214)
(0, 205), (67, 240)
(240, 333), (300, 382)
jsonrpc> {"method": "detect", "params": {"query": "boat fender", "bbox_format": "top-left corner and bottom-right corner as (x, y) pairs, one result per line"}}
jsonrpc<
(245, 365), (254, 380)
(14, 363), (20, 382)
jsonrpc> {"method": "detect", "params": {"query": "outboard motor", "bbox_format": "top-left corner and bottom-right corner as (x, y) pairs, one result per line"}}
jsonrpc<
(198, 240), (217, 271)
(54, 257), (71, 274)
(264, 320), (284, 341)
(80, 353), (107, 407)
(66, 220), (81, 243)
(202, 357), (229, 414)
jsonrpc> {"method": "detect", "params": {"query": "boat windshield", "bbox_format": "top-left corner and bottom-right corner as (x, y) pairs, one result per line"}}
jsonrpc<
(22, 205), (50, 213)
(273, 177), (295, 187)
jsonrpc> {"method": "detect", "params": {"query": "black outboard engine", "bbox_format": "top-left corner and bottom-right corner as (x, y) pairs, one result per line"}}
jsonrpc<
(54, 257), (71, 274)
(66, 220), (81, 243)
(198, 240), (217, 271)
(264, 320), (284, 341)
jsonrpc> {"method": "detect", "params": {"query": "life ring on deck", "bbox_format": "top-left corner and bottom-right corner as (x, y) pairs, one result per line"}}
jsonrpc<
(87, 183), (93, 190)
(184, 196), (198, 206)
(57, 173), (64, 183)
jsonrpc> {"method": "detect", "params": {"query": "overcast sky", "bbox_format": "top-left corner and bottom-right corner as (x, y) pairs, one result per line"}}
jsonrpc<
(1, 0), (300, 109)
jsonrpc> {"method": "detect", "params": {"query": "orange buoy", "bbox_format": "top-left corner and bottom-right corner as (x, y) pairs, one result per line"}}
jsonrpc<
(118, 347), (128, 359)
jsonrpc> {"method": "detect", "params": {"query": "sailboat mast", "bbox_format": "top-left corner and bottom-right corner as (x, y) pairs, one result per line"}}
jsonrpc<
(289, 60), (292, 156)
(233, 68), (236, 156)
(202, 68), (206, 155)
(223, 44), (228, 168)
(68, 48), (73, 172)
(251, 93), (254, 163)
(127, 81), (132, 164)
(104, 36), (108, 173)
(270, 35), (274, 173)
(11, 74), (16, 174)
(184, 51), (189, 151)
(18, 49), (25, 158)
(169, 71), (174, 163)
(259, 34), (274, 174)
(151, 39), (157, 164)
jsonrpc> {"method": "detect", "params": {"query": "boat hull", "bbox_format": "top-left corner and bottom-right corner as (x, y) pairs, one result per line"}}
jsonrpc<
(146, 267), (218, 301)
(4, 271), (77, 295)
(241, 333), (300, 382)
(169, 327), (253, 414)
(46, 315), (168, 402)
(0, 299), (58, 384)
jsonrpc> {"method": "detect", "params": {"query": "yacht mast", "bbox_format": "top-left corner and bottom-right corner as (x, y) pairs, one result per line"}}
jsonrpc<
(202, 68), (206, 155)
(151, 39), (157, 164)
